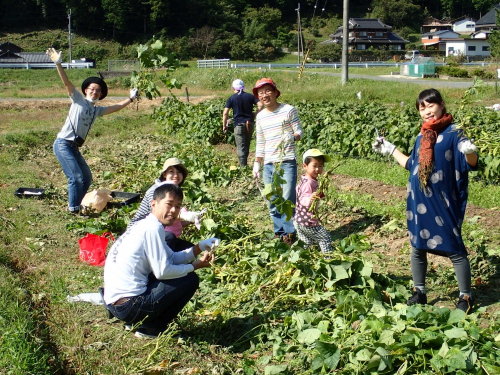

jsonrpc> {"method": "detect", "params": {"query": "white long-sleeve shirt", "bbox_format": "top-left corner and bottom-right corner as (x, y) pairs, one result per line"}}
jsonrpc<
(103, 213), (196, 304)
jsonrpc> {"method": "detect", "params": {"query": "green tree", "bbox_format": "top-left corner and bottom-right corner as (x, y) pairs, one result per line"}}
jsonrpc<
(489, 10), (500, 58)
(309, 43), (342, 62)
(369, 0), (422, 29)
(242, 6), (282, 41)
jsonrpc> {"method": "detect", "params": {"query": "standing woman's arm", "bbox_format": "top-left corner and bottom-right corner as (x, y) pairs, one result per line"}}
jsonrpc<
(46, 48), (75, 96)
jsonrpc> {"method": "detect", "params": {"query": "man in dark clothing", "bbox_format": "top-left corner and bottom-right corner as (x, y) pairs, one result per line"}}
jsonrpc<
(223, 79), (263, 166)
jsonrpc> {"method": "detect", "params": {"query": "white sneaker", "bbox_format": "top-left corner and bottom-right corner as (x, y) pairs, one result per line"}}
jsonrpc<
(134, 330), (158, 339)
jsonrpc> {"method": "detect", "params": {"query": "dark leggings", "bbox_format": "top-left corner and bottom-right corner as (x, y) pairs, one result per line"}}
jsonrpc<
(411, 248), (471, 296)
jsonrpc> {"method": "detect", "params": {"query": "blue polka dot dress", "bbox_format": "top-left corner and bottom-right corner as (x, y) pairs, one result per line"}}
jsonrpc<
(405, 124), (478, 254)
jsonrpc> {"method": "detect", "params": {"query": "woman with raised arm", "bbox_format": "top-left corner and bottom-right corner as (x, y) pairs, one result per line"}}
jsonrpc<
(46, 48), (137, 213)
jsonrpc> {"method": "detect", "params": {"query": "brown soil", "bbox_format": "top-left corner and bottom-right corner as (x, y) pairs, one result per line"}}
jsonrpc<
(0, 95), (216, 111)
(330, 174), (500, 231)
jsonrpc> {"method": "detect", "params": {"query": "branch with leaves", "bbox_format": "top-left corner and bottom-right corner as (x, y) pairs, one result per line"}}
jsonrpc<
(130, 39), (182, 101)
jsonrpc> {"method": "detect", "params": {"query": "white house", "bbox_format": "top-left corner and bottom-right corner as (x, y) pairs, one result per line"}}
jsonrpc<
(422, 30), (460, 49)
(471, 30), (492, 39)
(452, 17), (476, 33)
(445, 39), (490, 56)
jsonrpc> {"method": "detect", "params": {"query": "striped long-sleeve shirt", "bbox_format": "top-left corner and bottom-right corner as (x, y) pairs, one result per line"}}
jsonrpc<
(255, 104), (303, 164)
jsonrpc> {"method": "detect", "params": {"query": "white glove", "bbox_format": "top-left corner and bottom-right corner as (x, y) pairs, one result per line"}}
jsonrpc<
(199, 237), (220, 252)
(179, 209), (206, 223)
(372, 137), (396, 156)
(129, 88), (138, 99)
(46, 48), (62, 64)
(457, 139), (477, 155)
(281, 132), (295, 143)
(253, 161), (261, 179)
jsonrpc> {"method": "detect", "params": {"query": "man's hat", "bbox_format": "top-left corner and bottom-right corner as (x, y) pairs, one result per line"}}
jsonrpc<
(159, 157), (188, 185)
(252, 78), (280, 99)
(303, 149), (331, 163)
(81, 77), (108, 100)
(232, 79), (245, 90)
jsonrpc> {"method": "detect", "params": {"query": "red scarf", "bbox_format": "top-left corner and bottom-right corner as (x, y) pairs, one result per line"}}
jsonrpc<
(418, 113), (453, 188)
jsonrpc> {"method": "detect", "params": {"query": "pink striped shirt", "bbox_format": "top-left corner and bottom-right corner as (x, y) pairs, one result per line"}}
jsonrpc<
(255, 104), (303, 164)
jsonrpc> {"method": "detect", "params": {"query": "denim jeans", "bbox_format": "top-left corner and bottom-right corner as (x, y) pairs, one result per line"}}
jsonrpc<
(411, 248), (471, 296)
(263, 159), (297, 236)
(234, 123), (253, 166)
(106, 272), (199, 336)
(53, 138), (92, 211)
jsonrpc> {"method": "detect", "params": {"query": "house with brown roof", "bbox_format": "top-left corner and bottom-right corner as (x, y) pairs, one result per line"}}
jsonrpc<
(421, 17), (452, 34)
(321, 18), (408, 51)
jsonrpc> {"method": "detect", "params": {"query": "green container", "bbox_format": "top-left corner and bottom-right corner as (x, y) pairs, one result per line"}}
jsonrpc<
(401, 57), (436, 77)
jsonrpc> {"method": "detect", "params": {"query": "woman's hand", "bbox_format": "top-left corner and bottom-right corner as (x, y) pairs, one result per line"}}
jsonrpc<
(46, 48), (62, 64)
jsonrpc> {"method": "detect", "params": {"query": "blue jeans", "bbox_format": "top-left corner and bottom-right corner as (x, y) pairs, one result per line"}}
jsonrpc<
(263, 159), (297, 236)
(106, 272), (199, 336)
(53, 138), (92, 211)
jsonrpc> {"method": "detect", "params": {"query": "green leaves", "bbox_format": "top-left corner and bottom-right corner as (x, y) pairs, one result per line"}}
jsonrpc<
(131, 40), (182, 100)
(297, 328), (321, 344)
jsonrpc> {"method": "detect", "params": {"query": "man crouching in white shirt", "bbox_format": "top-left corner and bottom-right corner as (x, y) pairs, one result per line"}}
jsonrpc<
(103, 183), (218, 338)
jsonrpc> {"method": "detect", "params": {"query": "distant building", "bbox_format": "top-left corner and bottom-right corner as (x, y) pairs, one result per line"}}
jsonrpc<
(421, 30), (461, 49)
(321, 18), (408, 51)
(445, 39), (490, 57)
(475, 4), (500, 31)
(452, 16), (476, 33)
(0, 42), (52, 65)
(421, 17), (452, 34)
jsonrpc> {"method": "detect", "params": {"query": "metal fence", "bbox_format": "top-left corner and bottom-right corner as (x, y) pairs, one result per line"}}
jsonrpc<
(108, 60), (140, 71)
(231, 62), (492, 69)
(197, 59), (230, 68)
(0, 62), (93, 69)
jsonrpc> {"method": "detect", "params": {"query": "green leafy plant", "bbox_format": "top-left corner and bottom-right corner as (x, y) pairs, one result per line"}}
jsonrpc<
(130, 39), (182, 100)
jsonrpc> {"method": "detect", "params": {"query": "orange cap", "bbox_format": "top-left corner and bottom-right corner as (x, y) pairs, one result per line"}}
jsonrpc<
(252, 78), (281, 99)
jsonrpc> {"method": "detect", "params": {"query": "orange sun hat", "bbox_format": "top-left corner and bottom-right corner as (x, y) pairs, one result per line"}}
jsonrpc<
(252, 78), (281, 99)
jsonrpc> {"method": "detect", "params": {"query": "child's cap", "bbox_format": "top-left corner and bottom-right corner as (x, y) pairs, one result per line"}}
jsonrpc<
(303, 149), (331, 163)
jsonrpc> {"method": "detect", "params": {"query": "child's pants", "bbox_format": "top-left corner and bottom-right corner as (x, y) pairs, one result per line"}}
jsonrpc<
(294, 222), (332, 253)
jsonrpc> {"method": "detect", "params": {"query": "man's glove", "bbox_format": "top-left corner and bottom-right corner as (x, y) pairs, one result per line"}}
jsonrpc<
(281, 132), (295, 144)
(129, 88), (138, 99)
(253, 161), (261, 179)
(372, 137), (396, 156)
(457, 139), (477, 155)
(199, 237), (220, 252)
(46, 48), (62, 64)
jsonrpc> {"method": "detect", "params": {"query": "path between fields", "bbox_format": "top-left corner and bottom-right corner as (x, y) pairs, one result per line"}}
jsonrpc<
(0, 95), (215, 108)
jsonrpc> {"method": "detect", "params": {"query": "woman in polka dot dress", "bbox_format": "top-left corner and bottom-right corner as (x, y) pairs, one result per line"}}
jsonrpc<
(372, 88), (478, 313)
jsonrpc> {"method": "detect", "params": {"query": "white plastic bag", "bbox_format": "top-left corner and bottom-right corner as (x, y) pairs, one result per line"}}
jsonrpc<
(81, 189), (113, 213)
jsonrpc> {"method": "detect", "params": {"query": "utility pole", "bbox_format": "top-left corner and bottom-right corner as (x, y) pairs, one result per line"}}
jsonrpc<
(296, 3), (303, 65)
(341, 0), (349, 85)
(68, 9), (72, 69)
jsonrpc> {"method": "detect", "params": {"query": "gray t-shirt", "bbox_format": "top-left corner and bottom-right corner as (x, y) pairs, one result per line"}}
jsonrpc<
(56, 88), (106, 141)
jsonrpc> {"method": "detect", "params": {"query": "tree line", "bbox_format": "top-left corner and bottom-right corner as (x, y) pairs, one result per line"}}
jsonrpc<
(1, 0), (498, 61)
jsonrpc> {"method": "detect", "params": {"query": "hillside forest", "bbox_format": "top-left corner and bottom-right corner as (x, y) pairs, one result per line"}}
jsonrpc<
(1, 0), (499, 61)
